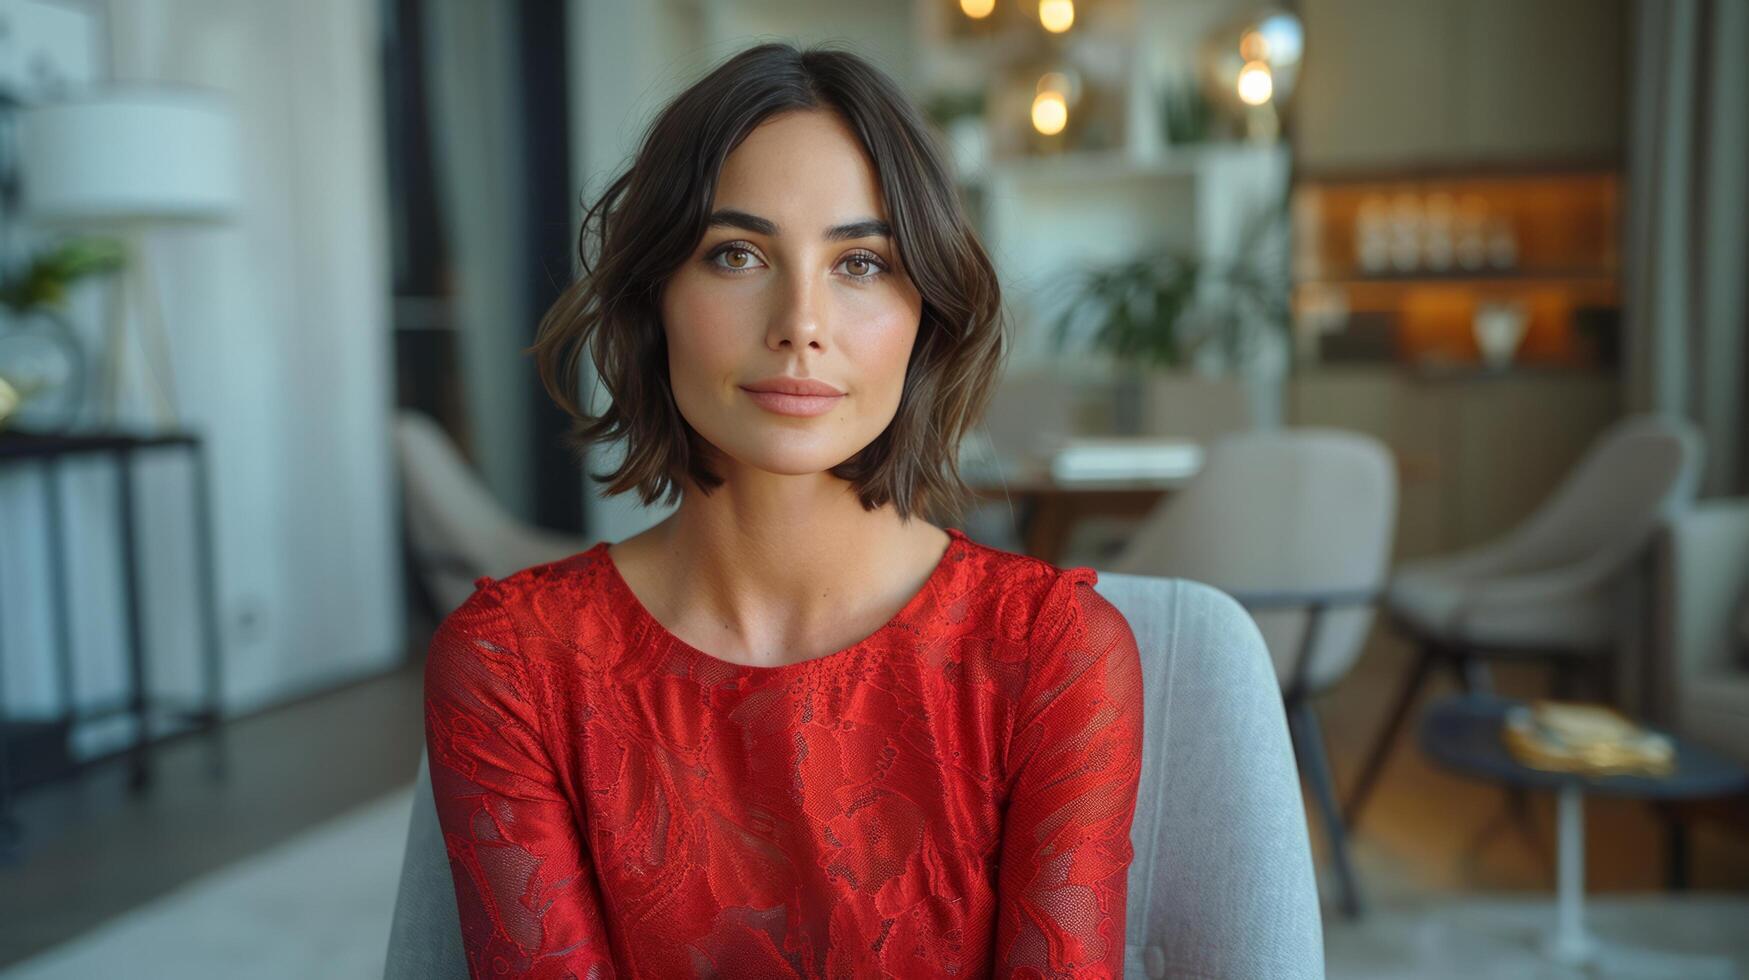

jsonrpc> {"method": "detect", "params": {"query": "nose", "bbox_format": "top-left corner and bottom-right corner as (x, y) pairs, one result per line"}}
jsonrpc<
(765, 265), (827, 353)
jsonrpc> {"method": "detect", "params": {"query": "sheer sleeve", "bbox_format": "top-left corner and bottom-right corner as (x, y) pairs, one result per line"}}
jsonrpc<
(423, 581), (618, 980)
(994, 569), (1145, 979)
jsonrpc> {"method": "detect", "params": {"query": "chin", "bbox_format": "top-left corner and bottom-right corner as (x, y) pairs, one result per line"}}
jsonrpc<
(702, 430), (871, 478)
(737, 446), (862, 477)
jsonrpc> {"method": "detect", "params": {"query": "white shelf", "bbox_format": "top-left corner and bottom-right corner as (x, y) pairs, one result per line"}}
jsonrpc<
(969, 142), (1281, 188)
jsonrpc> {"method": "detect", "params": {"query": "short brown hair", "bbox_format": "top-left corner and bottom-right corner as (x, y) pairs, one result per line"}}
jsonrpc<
(530, 41), (1007, 525)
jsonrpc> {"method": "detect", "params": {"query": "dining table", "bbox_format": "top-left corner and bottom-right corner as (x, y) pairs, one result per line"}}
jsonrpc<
(958, 455), (1195, 565)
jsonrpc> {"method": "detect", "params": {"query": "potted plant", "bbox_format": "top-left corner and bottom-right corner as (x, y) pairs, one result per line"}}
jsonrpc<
(1158, 71), (1215, 148)
(1048, 190), (1291, 437)
(0, 237), (124, 432)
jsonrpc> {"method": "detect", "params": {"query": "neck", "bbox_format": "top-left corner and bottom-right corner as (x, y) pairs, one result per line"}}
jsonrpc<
(634, 468), (946, 651)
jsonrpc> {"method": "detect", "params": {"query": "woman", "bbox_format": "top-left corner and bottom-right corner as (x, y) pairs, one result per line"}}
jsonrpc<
(423, 41), (1144, 979)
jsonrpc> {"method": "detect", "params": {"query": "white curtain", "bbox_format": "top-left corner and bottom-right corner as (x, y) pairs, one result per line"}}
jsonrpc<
(421, 0), (535, 521)
(1624, 0), (1749, 497)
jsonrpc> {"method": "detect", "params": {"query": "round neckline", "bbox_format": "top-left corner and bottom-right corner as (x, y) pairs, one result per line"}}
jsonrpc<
(594, 526), (967, 676)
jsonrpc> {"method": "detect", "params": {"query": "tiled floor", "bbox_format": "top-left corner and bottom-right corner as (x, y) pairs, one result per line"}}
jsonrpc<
(2, 604), (1745, 971)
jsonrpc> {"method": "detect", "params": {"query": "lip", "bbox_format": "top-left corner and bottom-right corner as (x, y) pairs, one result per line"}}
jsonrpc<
(739, 377), (845, 418)
(741, 377), (845, 397)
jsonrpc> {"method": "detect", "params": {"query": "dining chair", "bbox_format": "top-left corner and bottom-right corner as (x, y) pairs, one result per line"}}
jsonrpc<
(384, 574), (1327, 979)
(1109, 427), (1400, 920)
(1344, 412), (1704, 827)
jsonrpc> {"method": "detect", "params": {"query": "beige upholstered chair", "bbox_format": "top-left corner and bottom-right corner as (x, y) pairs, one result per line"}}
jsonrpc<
(1651, 497), (1749, 889)
(393, 409), (589, 615)
(1346, 413), (1704, 826)
(1651, 497), (1749, 762)
(1648, 498), (1749, 888)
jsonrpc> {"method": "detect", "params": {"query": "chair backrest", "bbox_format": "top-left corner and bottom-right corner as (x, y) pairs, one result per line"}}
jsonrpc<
(385, 576), (1325, 980)
(1648, 498), (1749, 744)
(385, 750), (466, 980)
(394, 409), (516, 613)
(1486, 412), (1704, 576)
(1101, 573), (1326, 979)
(1110, 427), (1398, 694)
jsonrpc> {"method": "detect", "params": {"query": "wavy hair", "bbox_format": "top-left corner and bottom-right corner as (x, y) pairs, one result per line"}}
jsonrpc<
(530, 40), (1008, 524)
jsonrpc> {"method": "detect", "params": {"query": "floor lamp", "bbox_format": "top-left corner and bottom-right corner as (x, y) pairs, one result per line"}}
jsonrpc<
(17, 84), (240, 433)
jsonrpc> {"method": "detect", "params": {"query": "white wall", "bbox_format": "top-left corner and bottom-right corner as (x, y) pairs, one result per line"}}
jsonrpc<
(0, 0), (402, 759)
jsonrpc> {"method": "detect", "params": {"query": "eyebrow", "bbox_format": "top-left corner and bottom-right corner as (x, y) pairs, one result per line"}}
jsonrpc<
(705, 208), (891, 242)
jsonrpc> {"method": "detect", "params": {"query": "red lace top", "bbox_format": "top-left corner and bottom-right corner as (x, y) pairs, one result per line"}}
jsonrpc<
(423, 526), (1144, 979)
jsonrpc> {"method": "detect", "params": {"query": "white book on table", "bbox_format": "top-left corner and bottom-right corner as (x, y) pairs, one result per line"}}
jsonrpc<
(1047, 437), (1204, 483)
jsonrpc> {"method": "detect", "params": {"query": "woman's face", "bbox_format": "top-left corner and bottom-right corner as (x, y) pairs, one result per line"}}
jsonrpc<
(660, 108), (925, 481)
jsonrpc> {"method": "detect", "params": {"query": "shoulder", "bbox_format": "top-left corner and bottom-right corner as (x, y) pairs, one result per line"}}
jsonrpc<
(435, 554), (574, 638)
(428, 547), (612, 679)
(948, 533), (1095, 638)
(965, 542), (1132, 694)
(997, 557), (1142, 783)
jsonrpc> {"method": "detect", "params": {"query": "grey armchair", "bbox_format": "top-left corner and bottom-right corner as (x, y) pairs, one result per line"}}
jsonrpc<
(1649, 498), (1749, 889)
(1346, 413), (1704, 825)
(386, 575), (1326, 979)
(1650, 497), (1749, 762)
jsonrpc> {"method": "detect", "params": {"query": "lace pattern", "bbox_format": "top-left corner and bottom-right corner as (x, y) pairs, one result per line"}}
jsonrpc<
(423, 528), (1144, 978)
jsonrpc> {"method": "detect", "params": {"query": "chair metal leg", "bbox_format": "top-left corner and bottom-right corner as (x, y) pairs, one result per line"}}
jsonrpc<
(1550, 659), (1581, 700)
(1462, 782), (1553, 882)
(1344, 641), (1437, 828)
(1289, 697), (1364, 919)
(1455, 654), (1494, 695)
(1661, 804), (1690, 891)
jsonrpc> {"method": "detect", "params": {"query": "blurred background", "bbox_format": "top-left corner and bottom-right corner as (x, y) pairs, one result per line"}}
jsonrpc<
(0, 0), (1745, 977)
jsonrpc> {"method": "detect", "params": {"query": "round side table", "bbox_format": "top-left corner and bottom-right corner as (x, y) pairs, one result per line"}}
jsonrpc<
(1417, 694), (1749, 971)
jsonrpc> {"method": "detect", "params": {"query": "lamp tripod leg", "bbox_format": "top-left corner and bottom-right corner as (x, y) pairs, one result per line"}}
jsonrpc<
(132, 237), (181, 427)
(100, 256), (132, 426)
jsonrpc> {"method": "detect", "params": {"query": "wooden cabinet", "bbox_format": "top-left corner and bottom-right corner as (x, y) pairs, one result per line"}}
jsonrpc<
(1289, 367), (1621, 559)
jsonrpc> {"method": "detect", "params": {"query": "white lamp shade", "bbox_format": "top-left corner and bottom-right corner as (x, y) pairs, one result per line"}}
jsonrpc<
(19, 85), (242, 226)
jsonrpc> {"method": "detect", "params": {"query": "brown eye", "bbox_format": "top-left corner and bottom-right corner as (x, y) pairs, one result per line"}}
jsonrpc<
(839, 251), (888, 281)
(707, 242), (765, 274)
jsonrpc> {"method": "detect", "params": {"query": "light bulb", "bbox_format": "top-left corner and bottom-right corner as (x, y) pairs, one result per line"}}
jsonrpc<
(1039, 0), (1074, 33)
(1237, 61), (1274, 106)
(1240, 29), (1268, 62)
(1038, 71), (1073, 99)
(1031, 90), (1068, 135)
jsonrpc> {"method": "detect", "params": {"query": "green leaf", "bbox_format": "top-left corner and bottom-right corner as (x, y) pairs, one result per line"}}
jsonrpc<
(0, 237), (126, 314)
